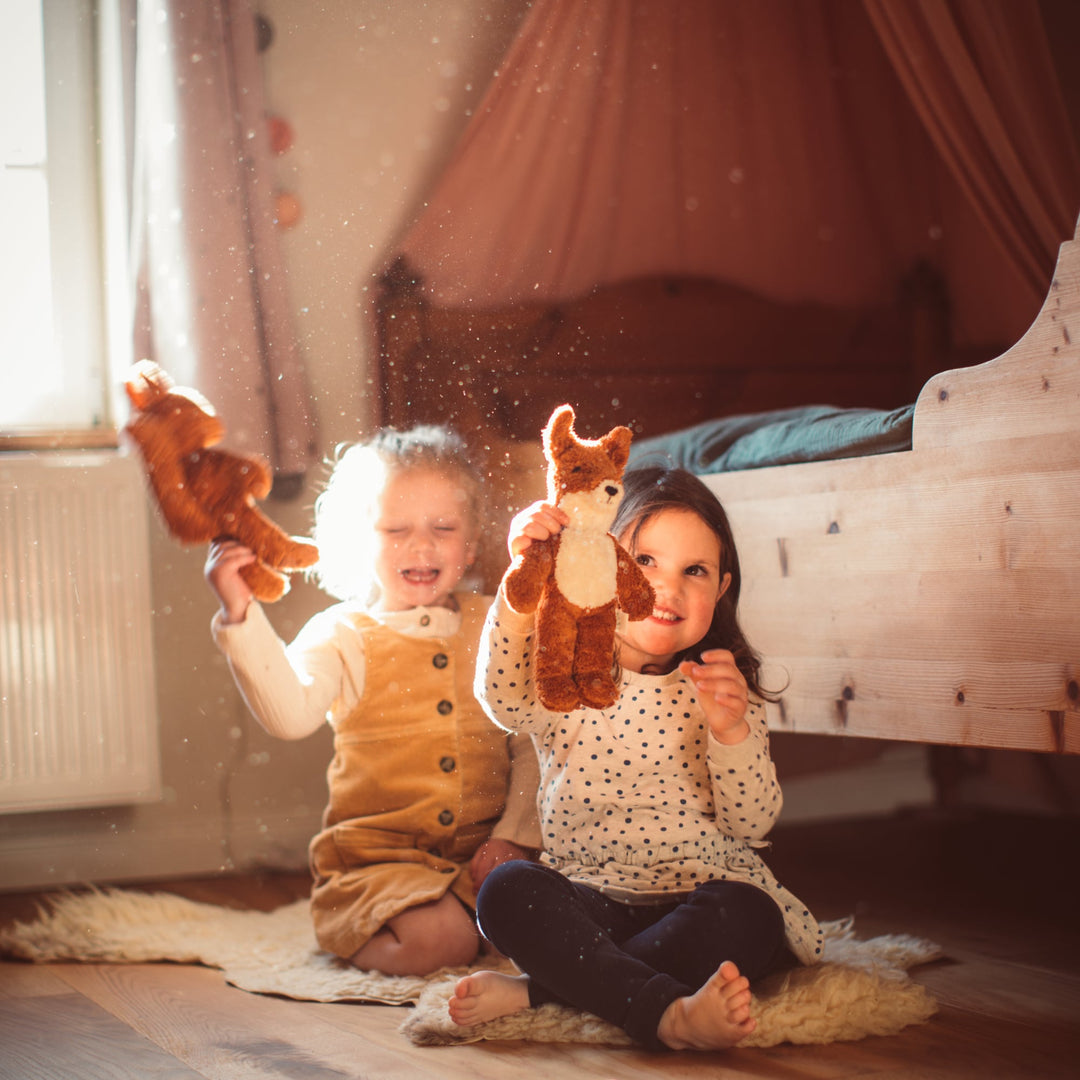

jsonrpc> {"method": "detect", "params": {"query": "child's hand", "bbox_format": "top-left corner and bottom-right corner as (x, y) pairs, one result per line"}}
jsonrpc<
(469, 838), (532, 890)
(507, 501), (568, 559)
(204, 539), (255, 624)
(679, 649), (750, 745)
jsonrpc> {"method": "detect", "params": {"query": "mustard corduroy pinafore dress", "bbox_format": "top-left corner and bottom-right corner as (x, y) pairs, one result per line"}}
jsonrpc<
(308, 595), (510, 959)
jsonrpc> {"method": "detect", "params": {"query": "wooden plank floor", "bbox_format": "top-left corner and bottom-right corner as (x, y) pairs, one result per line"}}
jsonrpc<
(2, 809), (1077, 1079)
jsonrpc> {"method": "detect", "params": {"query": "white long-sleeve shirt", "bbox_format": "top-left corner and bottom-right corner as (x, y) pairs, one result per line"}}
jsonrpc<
(474, 592), (823, 964)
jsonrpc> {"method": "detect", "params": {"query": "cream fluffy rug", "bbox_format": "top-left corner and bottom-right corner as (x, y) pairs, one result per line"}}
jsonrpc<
(0, 888), (941, 1048)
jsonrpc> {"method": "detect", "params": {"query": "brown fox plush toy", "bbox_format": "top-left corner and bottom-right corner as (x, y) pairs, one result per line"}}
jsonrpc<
(503, 404), (655, 712)
(123, 360), (319, 603)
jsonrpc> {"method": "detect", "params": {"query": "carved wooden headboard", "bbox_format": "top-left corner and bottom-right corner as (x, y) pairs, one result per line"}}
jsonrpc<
(374, 256), (953, 445)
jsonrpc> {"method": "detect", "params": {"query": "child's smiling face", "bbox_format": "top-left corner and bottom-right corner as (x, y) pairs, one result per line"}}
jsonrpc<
(616, 507), (731, 674)
(371, 467), (477, 612)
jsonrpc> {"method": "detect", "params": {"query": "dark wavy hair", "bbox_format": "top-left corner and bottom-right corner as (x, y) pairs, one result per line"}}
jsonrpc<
(613, 465), (776, 700)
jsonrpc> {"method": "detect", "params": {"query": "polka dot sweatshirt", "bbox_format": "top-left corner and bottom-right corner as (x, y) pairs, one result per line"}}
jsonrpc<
(475, 594), (823, 966)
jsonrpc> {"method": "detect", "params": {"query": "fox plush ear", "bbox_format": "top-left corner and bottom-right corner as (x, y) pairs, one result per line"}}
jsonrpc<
(125, 360), (173, 411)
(601, 426), (632, 474)
(543, 404), (577, 462)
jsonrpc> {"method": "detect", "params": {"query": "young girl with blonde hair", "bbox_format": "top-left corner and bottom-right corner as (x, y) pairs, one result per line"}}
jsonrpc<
(206, 425), (539, 976)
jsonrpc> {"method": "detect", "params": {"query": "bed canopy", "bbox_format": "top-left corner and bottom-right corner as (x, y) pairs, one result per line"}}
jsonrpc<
(387, 0), (1080, 357)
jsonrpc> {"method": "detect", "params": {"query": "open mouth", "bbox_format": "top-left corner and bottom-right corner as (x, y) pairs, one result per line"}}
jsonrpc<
(651, 606), (681, 623)
(401, 568), (440, 585)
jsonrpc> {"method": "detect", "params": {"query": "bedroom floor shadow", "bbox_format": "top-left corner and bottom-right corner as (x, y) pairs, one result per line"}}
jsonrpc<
(1, 808), (1077, 1080)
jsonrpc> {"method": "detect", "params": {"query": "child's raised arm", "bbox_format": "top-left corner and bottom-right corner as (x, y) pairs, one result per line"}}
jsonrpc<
(204, 538), (256, 624)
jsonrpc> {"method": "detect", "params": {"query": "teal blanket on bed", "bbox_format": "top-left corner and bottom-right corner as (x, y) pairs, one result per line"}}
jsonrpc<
(628, 404), (915, 474)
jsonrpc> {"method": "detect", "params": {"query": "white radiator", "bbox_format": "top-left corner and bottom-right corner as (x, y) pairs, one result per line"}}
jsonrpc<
(0, 451), (161, 813)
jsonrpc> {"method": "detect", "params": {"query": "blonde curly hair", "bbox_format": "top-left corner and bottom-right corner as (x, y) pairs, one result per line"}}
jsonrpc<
(311, 425), (483, 605)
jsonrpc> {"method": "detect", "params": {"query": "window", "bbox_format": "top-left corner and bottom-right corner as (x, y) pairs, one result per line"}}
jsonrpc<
(1, 0), (124, 446)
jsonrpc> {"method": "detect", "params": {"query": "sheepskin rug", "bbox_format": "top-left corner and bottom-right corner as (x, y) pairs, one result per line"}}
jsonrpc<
(0, 888), (941, 1048)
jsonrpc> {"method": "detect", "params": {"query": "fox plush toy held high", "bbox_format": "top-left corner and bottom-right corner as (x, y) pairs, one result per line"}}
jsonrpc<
(503, 404), (655, 712)
(123, 360), (319, 603)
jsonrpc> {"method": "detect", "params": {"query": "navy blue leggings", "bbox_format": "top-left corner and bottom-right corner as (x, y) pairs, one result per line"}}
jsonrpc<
(475, 860), (793, 1051)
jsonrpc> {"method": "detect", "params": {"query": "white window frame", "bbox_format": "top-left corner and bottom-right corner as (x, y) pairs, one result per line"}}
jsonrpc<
(1, 0), (130, 450)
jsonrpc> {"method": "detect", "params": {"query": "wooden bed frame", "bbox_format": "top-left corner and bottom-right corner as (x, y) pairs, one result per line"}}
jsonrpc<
(375, 236), (1078, 755)
(704, 226), (1080, 755)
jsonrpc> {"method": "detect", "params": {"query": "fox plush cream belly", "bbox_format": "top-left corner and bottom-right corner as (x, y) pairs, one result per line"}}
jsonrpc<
(553, 519), (618, 610)
(503, 405), (654, 712)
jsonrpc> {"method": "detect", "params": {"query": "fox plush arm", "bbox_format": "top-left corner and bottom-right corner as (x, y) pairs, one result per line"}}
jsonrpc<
(504, 539), (555, 615)
(615, 542), (654, 622)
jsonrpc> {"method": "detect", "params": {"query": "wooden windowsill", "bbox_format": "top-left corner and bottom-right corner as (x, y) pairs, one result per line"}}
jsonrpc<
(0, 430), (120, 452)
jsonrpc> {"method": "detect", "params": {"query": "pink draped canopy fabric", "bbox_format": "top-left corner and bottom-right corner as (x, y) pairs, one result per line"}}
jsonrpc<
(132, 0), (317, 480)
(864, 0), (1080, 305)
(395, 0), (1080, 350)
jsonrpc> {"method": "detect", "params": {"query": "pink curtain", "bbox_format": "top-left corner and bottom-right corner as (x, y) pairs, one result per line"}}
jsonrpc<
(394, 0), (1080, 350)
(131, 0), (316, 481)
(863, 0), (1080, 308)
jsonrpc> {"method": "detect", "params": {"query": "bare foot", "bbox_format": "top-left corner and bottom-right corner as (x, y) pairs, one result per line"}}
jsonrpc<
(656, 960), (756, 1051)
(448, 970), (530, 1027)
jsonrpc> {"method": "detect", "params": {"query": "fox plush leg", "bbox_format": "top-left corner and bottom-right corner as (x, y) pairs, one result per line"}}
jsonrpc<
(534, 599), (583, 712)
(573, 603), (619, 709)
(239, 559), (288, 603)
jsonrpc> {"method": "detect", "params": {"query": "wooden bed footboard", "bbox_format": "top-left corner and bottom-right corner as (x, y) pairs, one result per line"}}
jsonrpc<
(704, 228), (1080, 753)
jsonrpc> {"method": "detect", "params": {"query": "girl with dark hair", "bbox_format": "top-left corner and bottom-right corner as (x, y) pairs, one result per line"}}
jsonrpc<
(450, 465), (820, 1052)
(612, 464), (772, 700)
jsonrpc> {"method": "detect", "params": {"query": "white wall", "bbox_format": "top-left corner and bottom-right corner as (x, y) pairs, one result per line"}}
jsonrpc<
(258, 0), (531, 452)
